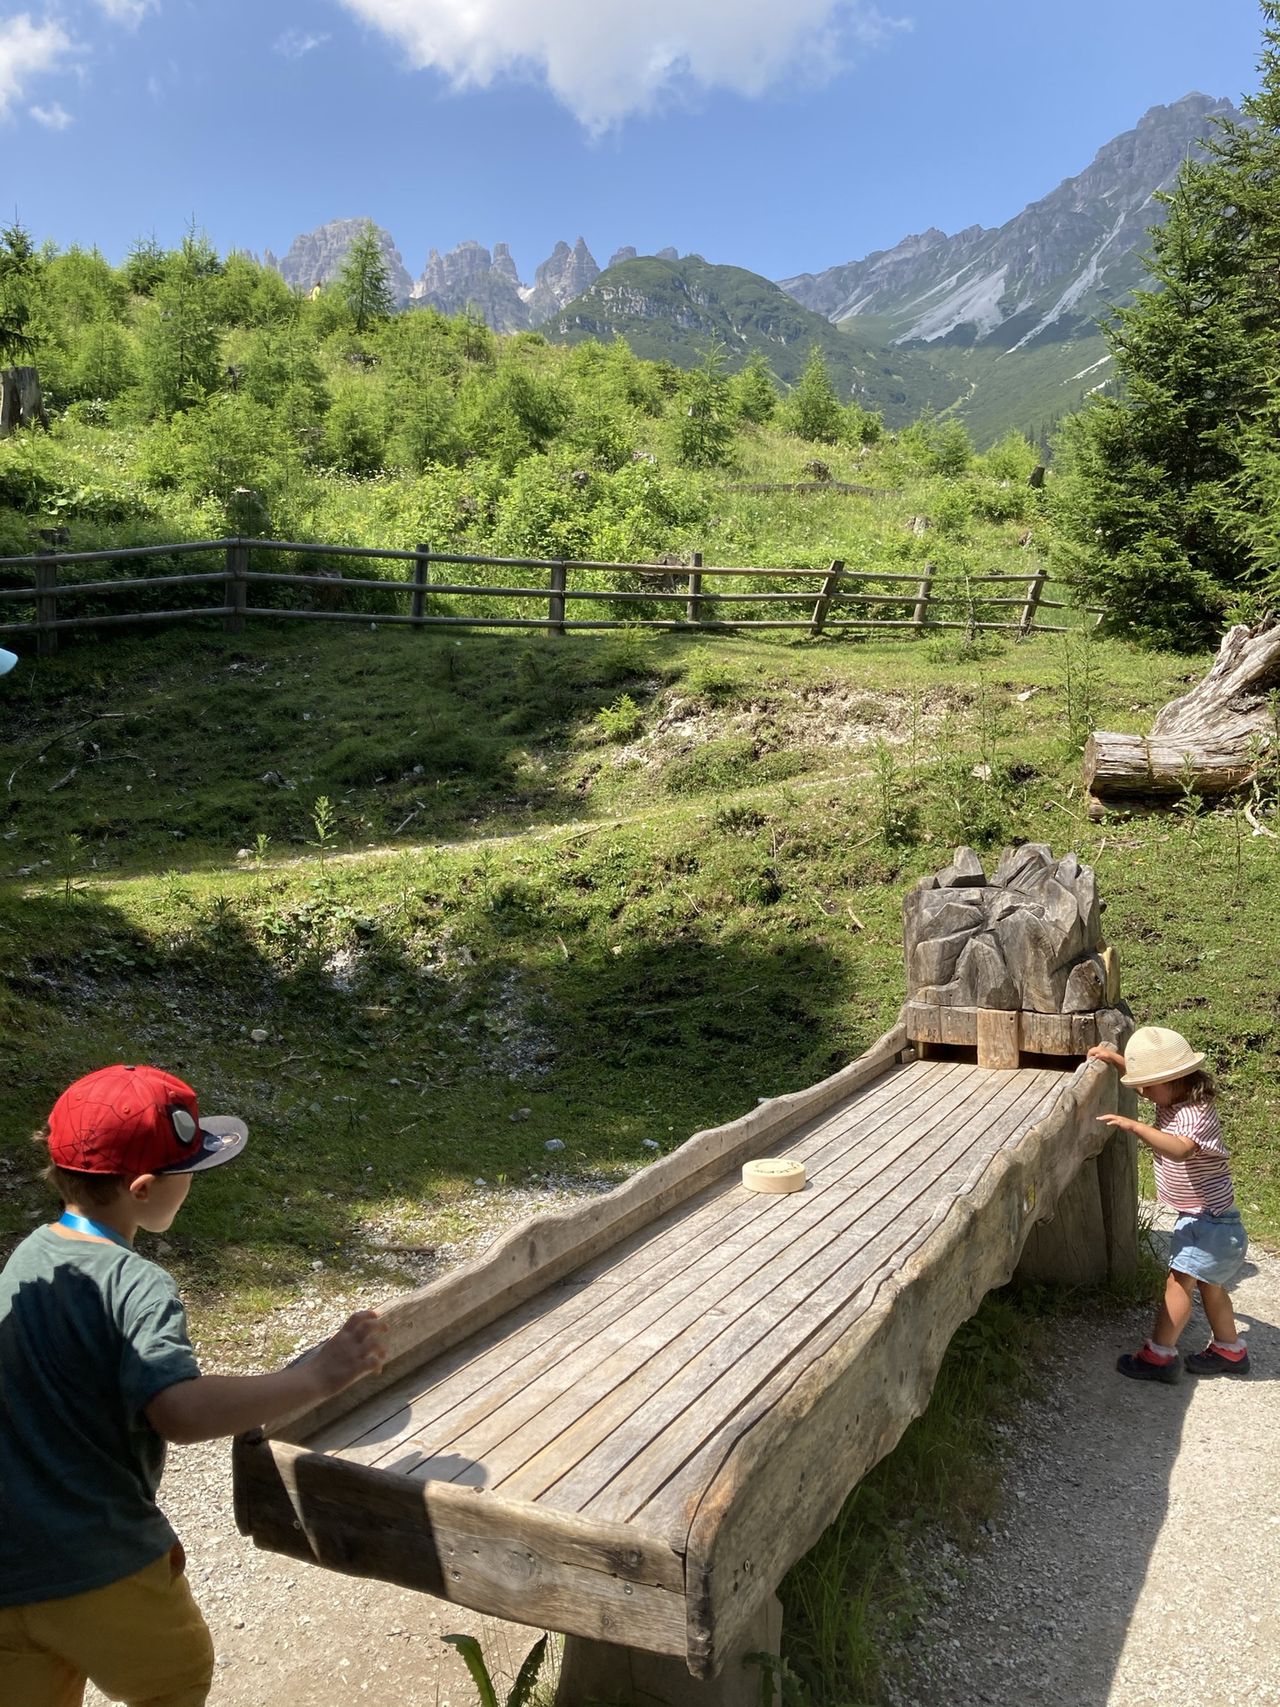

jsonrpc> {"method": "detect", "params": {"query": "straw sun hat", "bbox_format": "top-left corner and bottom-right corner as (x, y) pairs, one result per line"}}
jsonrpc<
(1121, 1026), (1206, 1088)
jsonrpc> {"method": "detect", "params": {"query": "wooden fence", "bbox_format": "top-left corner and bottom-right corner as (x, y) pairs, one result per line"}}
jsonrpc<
(0, 538), (1096, 657)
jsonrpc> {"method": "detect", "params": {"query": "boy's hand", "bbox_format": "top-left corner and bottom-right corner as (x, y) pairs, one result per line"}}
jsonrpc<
(306, 1310), (388, 1399)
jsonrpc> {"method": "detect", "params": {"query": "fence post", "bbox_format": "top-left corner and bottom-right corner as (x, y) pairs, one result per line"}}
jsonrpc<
(412, 543), (430, 629)
(686, 551), (703, 626)
(34, 552), (58, 658)
(548, 561), (567, 638)
(1018, 568), (1048, 637)
(225, 539), (248, 634)
(808, 558), (845, 637)
(912, 563), (934, 629)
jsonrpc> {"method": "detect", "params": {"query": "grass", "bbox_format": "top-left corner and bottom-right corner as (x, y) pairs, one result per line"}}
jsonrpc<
(0, 617), (1275, 1700)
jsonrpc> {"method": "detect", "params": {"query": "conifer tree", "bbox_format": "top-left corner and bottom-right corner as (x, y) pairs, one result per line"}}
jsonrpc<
(730, 349), (778, 425)
(0, 222), (43, 365)
(137, 237), (223, 417)
(1050, 2), (1280, 645)
(784, 347), (843, 443)
(338, 223), (395, 333)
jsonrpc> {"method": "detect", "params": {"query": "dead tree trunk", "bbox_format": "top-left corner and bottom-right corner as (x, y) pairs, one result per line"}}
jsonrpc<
(0, 366), (47, 438)
(1084, 621), (1280, 802)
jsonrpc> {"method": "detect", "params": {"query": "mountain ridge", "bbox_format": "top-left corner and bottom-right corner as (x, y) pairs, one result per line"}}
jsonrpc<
(262, 90), (1241, 442)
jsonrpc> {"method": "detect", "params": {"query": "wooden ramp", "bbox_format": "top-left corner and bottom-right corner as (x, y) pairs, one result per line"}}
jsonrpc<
(234, 1023), (1133, 1699)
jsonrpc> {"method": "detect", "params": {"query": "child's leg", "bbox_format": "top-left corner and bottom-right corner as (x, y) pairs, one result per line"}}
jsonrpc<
(1197, 1280), (1240, 1344)
(1152, 1269), (1196, 1348)
(22, 1547), (214, 1707)
(1117, 1269), (1196, 1380)
(0, 1605), (85, 1707)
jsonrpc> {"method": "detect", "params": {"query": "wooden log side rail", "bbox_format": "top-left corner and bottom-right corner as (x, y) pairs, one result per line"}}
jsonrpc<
(0, 538), (1087, 653)
(233, 1014), (1135, 1701)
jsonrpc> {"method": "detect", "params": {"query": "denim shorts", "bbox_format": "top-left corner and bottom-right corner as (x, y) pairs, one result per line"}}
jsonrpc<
(1168, 1209), (1248, 1286)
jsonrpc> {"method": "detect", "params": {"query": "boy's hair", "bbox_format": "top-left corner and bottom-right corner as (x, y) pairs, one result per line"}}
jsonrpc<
(1170, 1069), (1215, 1105)
(32, 1126), (130, 1209)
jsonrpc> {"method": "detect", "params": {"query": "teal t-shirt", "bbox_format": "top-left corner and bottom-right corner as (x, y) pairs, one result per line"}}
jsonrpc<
(0, 1225), (201, 1605)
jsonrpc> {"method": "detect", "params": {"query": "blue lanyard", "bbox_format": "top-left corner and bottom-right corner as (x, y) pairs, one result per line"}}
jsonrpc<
(57, 1210), (131, 1249)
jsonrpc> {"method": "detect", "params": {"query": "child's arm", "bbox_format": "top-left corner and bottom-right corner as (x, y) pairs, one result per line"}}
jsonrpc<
(145, 1309), (386, 1445)
(1095, 1110), (1196, 1161)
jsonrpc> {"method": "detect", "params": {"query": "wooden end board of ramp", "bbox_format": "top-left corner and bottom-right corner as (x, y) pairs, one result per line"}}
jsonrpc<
(233, 1013), (1129, 1695)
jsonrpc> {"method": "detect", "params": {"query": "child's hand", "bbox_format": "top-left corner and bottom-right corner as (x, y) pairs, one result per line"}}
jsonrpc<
(1086, 1045), (1125, 1068)
(1096, 1112), (1138, 1135)
(308, 1310), (388, 1398)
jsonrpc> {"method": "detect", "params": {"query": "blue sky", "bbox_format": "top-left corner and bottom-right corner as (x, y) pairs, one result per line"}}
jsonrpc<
(3, 0), (1269, 284)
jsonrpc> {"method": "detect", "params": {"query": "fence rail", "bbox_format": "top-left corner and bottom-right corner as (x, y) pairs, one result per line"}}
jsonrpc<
(0, 538), (1098, 656)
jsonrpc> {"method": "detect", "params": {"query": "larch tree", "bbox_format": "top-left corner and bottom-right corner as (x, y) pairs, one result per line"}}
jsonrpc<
(338, 223), (395, 334)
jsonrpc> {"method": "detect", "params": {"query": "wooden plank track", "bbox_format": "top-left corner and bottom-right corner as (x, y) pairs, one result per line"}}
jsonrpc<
(312, 1062), (1063, 1538)
(309, 1059), (930, 1463)
(318, 1061), (954, 1472)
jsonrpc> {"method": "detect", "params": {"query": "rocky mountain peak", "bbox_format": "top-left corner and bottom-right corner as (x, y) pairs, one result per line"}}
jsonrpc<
(409, 240), (530, 333)
(269, 219), (414, 304)
(608, 245), (638, 268)
(525, 237), (600, 323)
(779, 92), (1241, 351)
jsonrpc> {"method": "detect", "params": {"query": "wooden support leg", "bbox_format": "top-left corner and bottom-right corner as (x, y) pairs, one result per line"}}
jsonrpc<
(976, 1008), (1020, 1070)
(1015, 1157), (1109, 1287)
(555, 1595), (782, 1707)
(1095, 1081), (1140, 1281)
(1097, 1128), (1139, 1282)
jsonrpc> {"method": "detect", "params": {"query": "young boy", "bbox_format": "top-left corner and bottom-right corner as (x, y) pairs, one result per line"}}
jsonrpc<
(0, 1063), (387, 1707)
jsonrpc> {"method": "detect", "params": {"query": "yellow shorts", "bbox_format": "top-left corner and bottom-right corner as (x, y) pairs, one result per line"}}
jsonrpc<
(0, 1542), (214, 1707)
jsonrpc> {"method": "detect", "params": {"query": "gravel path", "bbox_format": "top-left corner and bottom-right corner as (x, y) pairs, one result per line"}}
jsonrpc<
(887, 1211), (1280, 1707)
(90, 1208), (1278, 1706)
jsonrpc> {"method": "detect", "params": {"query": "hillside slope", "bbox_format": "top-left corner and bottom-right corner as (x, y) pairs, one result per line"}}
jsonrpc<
(541, 255), (964, 427)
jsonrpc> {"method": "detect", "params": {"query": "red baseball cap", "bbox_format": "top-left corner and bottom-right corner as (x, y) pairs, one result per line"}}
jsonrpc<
(47, 1065), (247, 1177)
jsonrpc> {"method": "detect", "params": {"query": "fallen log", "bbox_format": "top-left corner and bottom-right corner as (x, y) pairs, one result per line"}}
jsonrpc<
(1084, 621), (1280, 802)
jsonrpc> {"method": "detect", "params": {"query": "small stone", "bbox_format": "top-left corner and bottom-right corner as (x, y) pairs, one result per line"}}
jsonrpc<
(249, 1028), (269, 1044)
(236, 848), (252, 860)
(642, 1139), (661, 1151)
(545, 1139), (565, 1153)
(509, 1107), (532, 1122)
(310, 1260), (323, 1271)
(387, 1077), (401, 1087)
(473, 1178), (486, 1187)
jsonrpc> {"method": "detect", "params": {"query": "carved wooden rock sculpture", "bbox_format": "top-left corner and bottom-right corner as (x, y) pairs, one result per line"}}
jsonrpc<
(1085, 619), (1280, 805)
(903, 843), (1128, 1065)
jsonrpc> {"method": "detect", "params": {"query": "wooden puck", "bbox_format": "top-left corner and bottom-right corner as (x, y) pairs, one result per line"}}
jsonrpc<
(742, 1158), (806, 1194)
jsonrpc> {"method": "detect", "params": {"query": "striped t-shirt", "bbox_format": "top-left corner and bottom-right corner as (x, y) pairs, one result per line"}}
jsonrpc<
(1153, 1100), (1236, 1214)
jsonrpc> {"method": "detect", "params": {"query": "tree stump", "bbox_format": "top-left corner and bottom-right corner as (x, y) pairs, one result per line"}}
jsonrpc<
(1085, 621), (1280, 802)
(0, 366), (48, 437)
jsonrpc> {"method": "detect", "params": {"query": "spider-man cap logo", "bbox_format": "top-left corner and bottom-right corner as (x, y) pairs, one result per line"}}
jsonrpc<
(47, 1065), (247, 1176)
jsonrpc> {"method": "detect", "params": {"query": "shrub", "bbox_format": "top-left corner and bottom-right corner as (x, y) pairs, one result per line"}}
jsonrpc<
(596, 694), (645, 742)
(682, 648), (743, 704)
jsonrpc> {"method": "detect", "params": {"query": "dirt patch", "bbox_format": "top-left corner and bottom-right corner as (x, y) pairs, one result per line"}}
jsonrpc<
(611, 682), (957, 772)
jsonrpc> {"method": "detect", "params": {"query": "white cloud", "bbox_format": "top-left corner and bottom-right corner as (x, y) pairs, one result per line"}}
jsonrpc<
(30, 99), (73, 129)
(0, 15), (75, 119)
(275, 27), (331, 58)
(91, 0), (158, 25)
(338, 0), (910, 131)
